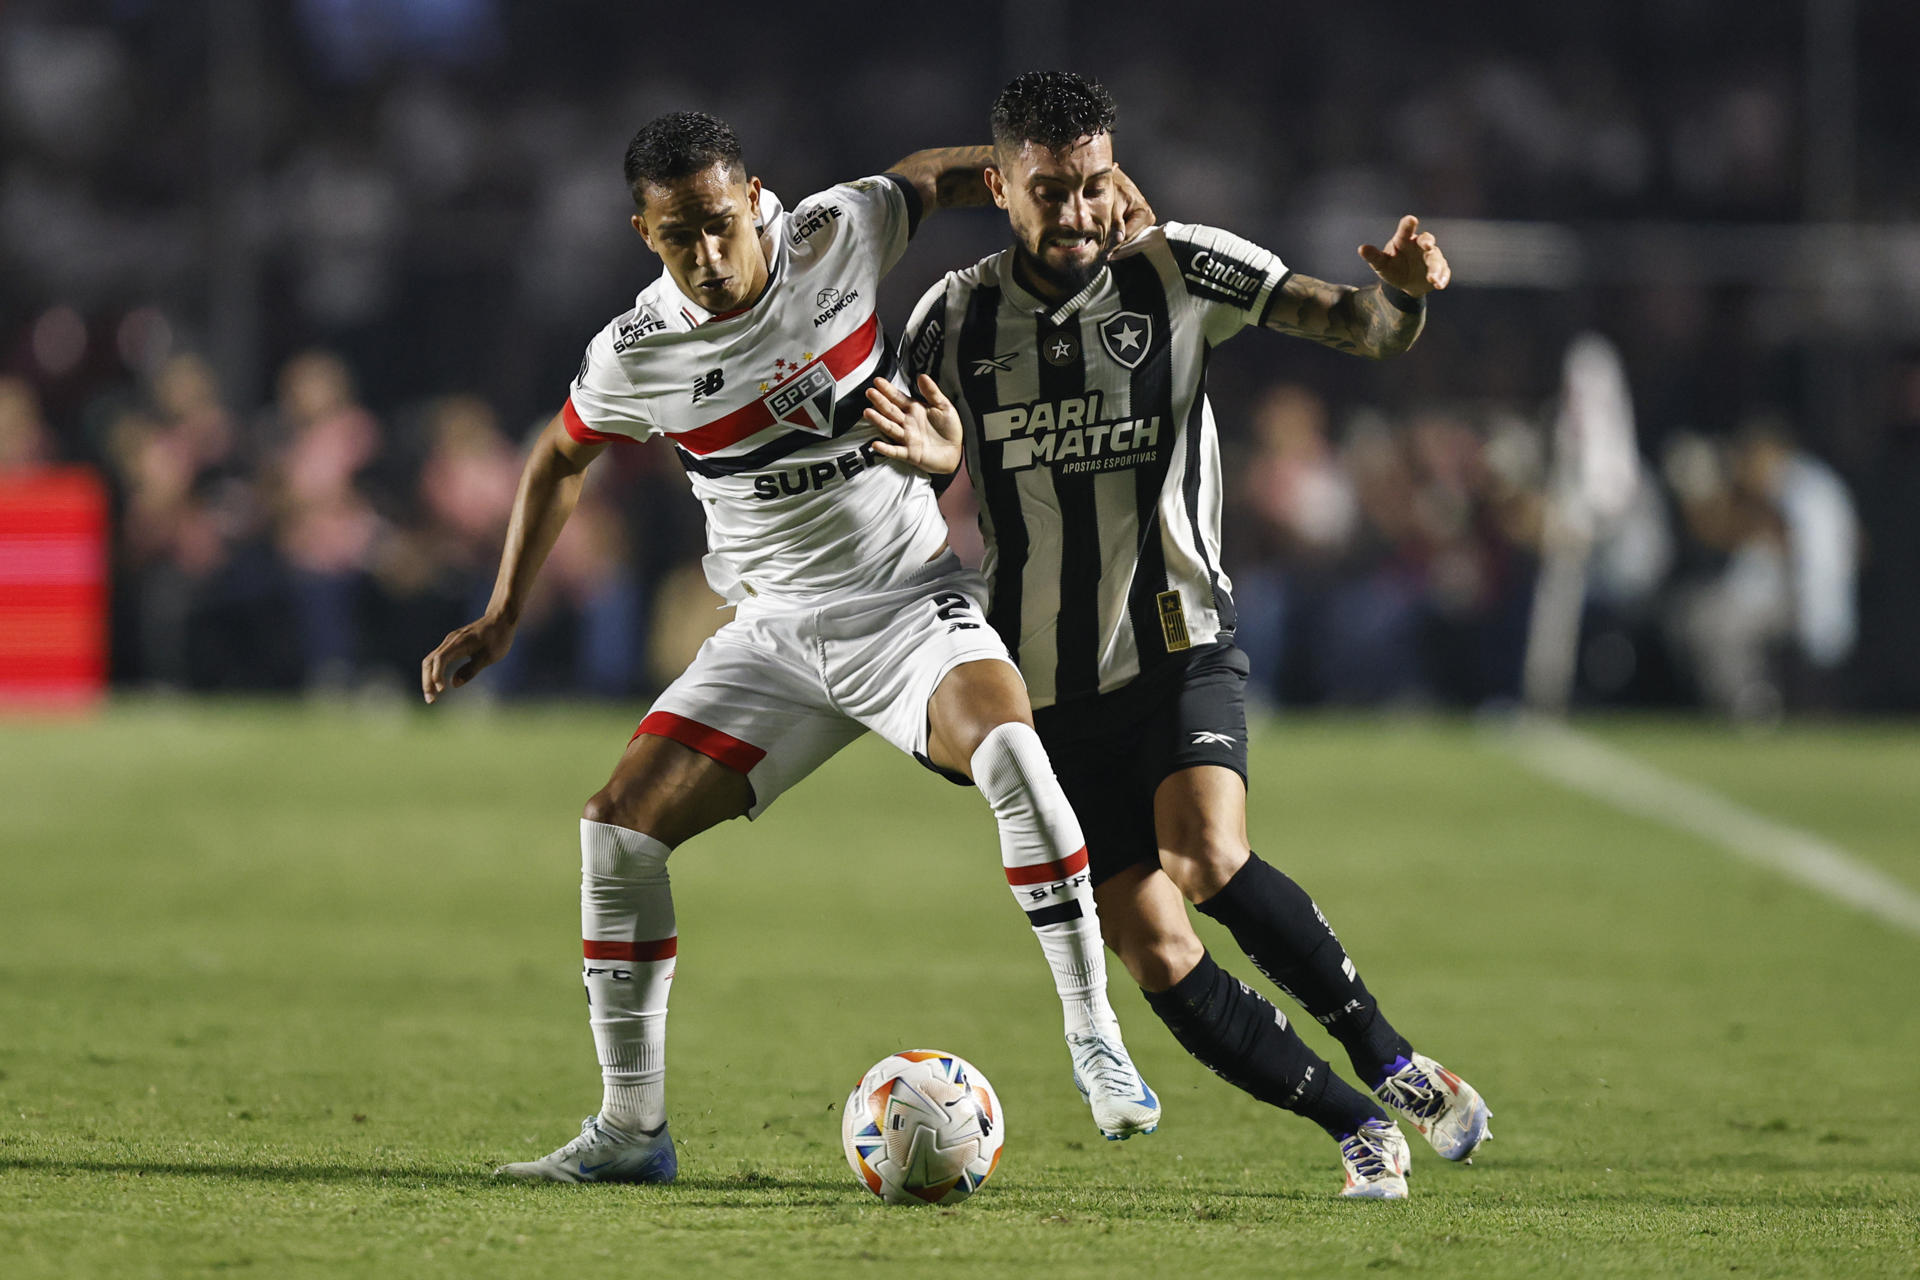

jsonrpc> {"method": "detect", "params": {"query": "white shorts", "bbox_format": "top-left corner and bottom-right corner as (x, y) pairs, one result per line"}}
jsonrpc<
(635, 552), (1015, 818)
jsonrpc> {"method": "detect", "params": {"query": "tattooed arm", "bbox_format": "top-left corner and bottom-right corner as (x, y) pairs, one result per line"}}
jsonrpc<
(1263, 215), (1451, 359)
(886, 146), (998, 216)
(887, 146), (1154, 239)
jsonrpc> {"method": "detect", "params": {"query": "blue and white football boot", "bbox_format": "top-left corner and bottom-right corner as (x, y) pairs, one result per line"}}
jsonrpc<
(1338, 1117), (1411, 1199)
(1373, 1052), (1492, 1163)
(1068, 1028), (1161, 1140)
(493, 1115), (678, 1184)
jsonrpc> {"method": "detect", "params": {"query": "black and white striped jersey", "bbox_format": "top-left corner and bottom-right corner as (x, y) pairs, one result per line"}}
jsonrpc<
(901, 223), (1289, 708)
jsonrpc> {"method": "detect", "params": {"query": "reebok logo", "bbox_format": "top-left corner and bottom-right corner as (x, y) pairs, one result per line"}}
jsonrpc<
(1190, 731), (1236, 747)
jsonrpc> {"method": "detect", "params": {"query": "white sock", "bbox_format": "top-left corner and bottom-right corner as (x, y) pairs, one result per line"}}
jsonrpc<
(971, 722), (1116, 1037)
(579, 819), (676, 1135)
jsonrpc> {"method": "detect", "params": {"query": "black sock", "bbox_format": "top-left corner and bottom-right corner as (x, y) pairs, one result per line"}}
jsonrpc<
(1196, 853), (1413, 1086)
(1142, 950), (1386, 1138)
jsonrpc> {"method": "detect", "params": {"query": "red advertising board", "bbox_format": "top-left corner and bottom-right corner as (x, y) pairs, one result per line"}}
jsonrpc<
(0, 467), (109, 708)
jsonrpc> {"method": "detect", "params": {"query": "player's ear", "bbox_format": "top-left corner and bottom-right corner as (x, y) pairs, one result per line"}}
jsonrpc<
(631, 212), (658, 256)
(748, 176), (764, 230)
(984, 164), (1009, 210)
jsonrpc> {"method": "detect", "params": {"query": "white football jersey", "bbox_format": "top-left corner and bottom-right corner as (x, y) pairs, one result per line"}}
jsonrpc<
(564, 176), (948, 603)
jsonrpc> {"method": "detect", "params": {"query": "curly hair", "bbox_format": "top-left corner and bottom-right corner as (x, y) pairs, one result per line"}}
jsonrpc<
(990, 71), (1117, 153)
(623, 111), (744, 206)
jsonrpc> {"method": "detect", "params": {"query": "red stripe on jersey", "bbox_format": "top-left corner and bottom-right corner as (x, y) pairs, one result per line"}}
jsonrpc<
(632, 710), (768, 774)
(583, 937), (678, 962)
(563, 397), (627, 445)
(674, 312), (881, 457)
(1004, 847), (1090, 886)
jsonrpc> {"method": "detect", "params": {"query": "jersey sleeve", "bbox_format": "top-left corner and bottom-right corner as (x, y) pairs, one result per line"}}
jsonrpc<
(896, 277), (950, 388)
(792, 175), (916, 276)
(894, 277), (958, 492)
(1162, 221), (1291, 346)
(562, 322), (654, 445)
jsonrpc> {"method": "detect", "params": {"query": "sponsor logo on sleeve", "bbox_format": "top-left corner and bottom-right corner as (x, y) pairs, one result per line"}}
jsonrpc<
(787, 203), (844, 246)
(1173, 239), (1268, 309)
(908, 315), (944, 376)
(611, 312), (668, 353)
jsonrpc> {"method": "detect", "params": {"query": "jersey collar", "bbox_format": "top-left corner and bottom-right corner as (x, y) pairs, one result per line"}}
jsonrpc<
(997, 250), (1110, 327)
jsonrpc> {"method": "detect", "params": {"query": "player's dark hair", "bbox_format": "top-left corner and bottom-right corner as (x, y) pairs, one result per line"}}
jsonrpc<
(623, 111), (744, 206)
(990, 71), (1117, 154)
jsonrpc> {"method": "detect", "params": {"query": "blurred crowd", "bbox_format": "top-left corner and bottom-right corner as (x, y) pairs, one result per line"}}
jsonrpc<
(0, 336), (1894, 718)
(3, 0), (1917, 712)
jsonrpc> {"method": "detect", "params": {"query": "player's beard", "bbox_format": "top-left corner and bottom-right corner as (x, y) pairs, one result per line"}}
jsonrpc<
(1014, 225), (1115, 299)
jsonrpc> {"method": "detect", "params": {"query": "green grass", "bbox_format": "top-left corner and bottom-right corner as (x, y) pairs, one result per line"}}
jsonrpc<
(2, 704), (1917, 1278)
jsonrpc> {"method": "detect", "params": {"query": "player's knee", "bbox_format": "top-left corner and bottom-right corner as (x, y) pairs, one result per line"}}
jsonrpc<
(1110, 923), (1205, 993)
(1161, 837), (1249, 904)
(581, 787), (628, 829)
(582, 778), (656, 831)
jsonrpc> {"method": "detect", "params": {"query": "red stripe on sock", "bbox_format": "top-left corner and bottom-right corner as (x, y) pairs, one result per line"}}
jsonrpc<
(1004, 847), (1089, 886)
(631, 710), (767, 774)
(583, 937), (678, 961)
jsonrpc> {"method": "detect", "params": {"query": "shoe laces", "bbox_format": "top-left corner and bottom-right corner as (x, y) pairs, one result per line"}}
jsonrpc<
(1376, 1065), (1448, 1121)
(1069, 1032), (1140, 1094)
(558, 1116), (610, 1155)
(1341, 1122), (1396, 1180)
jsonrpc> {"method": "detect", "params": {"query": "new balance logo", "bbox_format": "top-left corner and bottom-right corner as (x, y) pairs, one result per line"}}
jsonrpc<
(970, 352), (1018, 375)
(1190, 731), (1236, 747)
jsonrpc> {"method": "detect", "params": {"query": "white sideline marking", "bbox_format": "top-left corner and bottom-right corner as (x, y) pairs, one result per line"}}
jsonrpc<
(1497, 717), (1920, 938)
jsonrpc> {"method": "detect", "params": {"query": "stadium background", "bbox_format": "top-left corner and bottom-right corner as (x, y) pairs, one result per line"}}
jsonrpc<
(5, 6), (1919, 1275)
(4, 0), (1916, 717)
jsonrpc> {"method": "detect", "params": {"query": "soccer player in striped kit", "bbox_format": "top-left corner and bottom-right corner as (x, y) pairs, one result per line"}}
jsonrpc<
(423, 111), (1161, 1182)
(867, 72), (1491, 1199)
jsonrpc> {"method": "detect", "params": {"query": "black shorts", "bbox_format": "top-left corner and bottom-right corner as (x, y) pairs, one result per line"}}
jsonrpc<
(1032, 642), (1251, 887)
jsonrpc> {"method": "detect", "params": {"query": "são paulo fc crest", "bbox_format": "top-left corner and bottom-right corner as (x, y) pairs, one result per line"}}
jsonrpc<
(1099, 311), (1153, 369)
(764, 362), (837, 435)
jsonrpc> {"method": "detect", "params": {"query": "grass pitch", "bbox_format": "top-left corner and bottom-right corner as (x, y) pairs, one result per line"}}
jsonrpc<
(2, 704), (1917, 1278)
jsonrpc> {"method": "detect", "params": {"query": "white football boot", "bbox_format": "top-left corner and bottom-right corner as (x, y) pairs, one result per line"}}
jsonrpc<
(1067, 1029), (1161, 1140)
(1373, 1052), (1492, 1162)
(493, 1115), (678, 1184)
(1338, 1117), (1411, 1199)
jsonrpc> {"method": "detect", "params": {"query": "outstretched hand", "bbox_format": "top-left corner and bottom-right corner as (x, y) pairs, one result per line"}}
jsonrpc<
(863, 374), (963, 477)
(1358, 215), (1450, 296)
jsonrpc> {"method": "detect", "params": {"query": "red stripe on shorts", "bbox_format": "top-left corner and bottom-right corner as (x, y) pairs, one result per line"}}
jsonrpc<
(632, 710), (768, 774)
(1004, 847), (1090, 886)
(583, 937), (678, 961)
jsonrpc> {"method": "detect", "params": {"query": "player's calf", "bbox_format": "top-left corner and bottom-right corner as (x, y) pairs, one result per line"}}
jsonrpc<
(971, 720), (1160, 1139)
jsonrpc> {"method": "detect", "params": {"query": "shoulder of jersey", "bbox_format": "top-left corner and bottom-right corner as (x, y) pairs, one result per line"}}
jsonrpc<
(602, 287), (680, 357)
(944, 250), (1006, 294)
(1156, 220), (1276, 308)
(782, 183), (869, 258)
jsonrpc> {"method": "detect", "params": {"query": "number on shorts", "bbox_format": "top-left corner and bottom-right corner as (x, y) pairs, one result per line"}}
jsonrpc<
(932, 591), (981, 631)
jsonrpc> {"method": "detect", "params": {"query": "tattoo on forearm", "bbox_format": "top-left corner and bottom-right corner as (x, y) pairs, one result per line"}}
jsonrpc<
(893, 145), (995, 211)
(1264, 275), (1424, 358)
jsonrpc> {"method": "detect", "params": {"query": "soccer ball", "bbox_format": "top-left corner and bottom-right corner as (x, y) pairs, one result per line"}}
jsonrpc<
(842, 1050), (1004, 1205)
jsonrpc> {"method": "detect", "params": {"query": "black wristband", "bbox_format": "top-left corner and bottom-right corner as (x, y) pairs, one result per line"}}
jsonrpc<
(1381, 283), (1426, 314)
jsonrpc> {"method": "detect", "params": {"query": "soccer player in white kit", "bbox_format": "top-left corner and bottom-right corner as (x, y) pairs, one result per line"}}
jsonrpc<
(420, 112), (1160, 1183)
